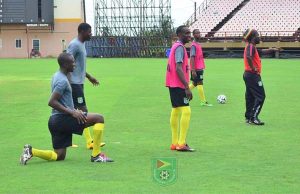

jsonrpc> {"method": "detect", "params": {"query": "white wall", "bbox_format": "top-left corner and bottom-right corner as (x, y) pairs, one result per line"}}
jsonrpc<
(86, 0), (94, 31)
(54, 0), (83, 19)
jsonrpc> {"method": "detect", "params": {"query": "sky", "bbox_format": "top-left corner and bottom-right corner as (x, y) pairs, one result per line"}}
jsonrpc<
(86, 0), (205, 32)
(171, 0), (205, 26)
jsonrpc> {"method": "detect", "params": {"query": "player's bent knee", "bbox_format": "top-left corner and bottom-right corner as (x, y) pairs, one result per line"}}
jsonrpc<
(94, 113), (104, 124)
(54, 149), (66, 161)
(57, 154), (66, 161)
(56, 152), (66, 161)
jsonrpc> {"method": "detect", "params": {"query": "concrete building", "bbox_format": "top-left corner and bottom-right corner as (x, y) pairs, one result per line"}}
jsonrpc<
(0, 0), (85, 58)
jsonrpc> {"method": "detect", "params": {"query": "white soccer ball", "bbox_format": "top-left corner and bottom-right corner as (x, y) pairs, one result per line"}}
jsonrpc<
(217, 94), (226, 104)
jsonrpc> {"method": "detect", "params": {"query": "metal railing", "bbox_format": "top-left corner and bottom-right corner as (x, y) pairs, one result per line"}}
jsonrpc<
(185, 0), (212, 26)
(194, 30), (300, 42)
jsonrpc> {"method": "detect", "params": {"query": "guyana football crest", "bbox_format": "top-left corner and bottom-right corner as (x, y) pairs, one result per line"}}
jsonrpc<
(152, 157), (177, 185)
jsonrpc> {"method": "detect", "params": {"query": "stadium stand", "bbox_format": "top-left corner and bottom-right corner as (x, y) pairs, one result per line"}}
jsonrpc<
(188, 0), (300, 41)
(189, 0), (245, 34)
(187, 0), (300, 58)
(216, 0), (300, 37)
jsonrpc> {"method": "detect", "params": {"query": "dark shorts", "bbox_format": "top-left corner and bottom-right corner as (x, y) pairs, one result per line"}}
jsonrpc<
(169, 87), (190, 108)
(48, 114), (86, 149)
(191, 70), (204, 83)
(71, 84), (86, 109)
(243, 71), (265, 101)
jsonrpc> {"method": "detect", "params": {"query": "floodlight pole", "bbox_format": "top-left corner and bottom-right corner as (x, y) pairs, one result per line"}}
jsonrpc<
(194, 2), (197, 22)
(83, 0), (86, 22)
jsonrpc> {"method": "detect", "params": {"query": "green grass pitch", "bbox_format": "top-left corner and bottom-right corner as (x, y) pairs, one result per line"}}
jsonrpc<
(0, 58), (300, 193)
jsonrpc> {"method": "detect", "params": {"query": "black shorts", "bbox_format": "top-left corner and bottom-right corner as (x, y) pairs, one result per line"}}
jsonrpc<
(48, 114), (86, 149)
(243, 71), (265, 101)
(169, 87), (190, 108)
(71, 84), (86, 109)
(191, 70), (204, 83)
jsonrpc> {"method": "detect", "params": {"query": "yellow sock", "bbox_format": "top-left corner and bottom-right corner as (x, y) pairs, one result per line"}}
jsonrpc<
(32, 148), (57, 161)
(170, 108), (180, 145)
(189, 83), (195, 90)
(197, 85), (206, 102)
(92, 123), (104, 157)
(83, 128), (93, 145)
(178, 106), (191, 145)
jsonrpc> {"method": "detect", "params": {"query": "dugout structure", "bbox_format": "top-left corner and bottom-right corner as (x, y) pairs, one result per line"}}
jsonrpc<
(87, 0), (172, 58)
